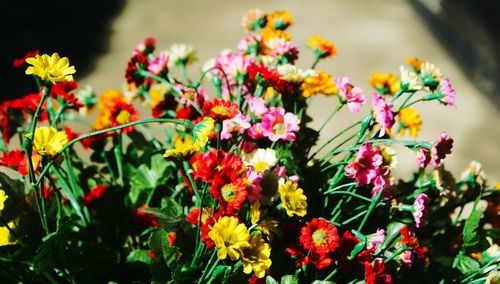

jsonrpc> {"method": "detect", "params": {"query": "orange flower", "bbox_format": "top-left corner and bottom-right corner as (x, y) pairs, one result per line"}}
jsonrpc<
(307, 36), (336, 58)
(301, 71), (337, 98)
(405, 56), (424, 72)
(266, 10), (294, 30)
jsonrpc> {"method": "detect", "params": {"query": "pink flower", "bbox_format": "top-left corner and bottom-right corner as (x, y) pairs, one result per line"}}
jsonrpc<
(246, 169), (264, 203)
(248, 123), (265, 139)
(440, 78), (456, 106)
(413, 193), (429, 228)
(416, 147), (431, 168)
(400, 250), (414, 266)
(274, 166), (287, 178)
(270, 42), (299, 64)
(372, 93), (395, 137)
(175, 84), (207, 106)
(238, 33), (262, 53)
(133, 36), (156, 56)
(221, 112), (251, 140)
(214, 52), (253, 99)
(147, 52), (169, 76)
(371, 175), (392, 199)
(430, 132), (453, 167)
(335, 77), (366, 113)
(245, 95), (268, 117)
(368, 229), (386, 251)
(345, 143), (383, 186)
(260, 107), (300, 142)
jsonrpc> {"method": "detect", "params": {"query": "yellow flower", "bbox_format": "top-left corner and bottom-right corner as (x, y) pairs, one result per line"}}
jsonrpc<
(25, 53), (76, 83)
(208, 216), (250, 261)
(301, 71), (338, 98)
(260, 27), (292, 44)
(398, 107), (422, 138)
(0, 220), (16, 246)
(241, 234), (272, 278)
(0, 189), (8, 212)
(33, 127), (69, 157)
(164, 135), (200, 158)
(192, 117), (215, 147)
(278, 181), (307, 217)
(307, 36), (336, 58)
(369, 72), (400, 96)
(266, 10), (294, 30)
(250, 201), (279, 240)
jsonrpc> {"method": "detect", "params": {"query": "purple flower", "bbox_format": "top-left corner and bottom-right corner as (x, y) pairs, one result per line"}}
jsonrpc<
(440, 78), (456, 106)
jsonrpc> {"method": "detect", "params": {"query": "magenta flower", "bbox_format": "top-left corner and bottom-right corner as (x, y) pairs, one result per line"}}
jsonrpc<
(221, 112), (251, 140)
(270, 42), (299, 64)
(147, 52), (169, 76)
(238, 33), (262, 53)
(245, 95), (268, 117)
(133, 36), (156, 56)
(431, 132), (453, 167)
(248, 123), (265, 140)
(335, 77), (366, 113)
(368, 229), (386, 251)
(413, 193), (429, 228)
(372, 93), (395, 137)
(260, 107), (300, 142)
(214, 52), (253, 99)
(400, 250), (414, 266)
(246, 168), (264, 203)
(345, 143), (384, 186)
(439, 78), (456, 106)
(416, 147), (431, 168)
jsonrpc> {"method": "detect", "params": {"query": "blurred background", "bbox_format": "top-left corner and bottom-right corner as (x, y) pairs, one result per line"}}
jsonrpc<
(2, 0), (499, 181)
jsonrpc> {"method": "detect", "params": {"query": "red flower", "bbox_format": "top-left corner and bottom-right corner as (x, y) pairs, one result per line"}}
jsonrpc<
(125, 53), (148, 87)
(82, 184), (108, 206)
(247, 62), (293, 94)
(109, 102), (139, 133)
(186, 207), (214, 226)
(0, 150), (39, 176)
(399, 225), (427, 260)
(210, 177), (248, 213)
(51, 81), (82, 110)
(190, 149), (244, 183)
(186, 207), (219, 249)
(12, 50), (40, 69)
(202, 99), (239, 120)
(152, 95), (178, 118)
(364, 259), (392, 284)
(135, 205), (161, 228)
(285, 245), (332, 269)
(299, 218), (340, 255)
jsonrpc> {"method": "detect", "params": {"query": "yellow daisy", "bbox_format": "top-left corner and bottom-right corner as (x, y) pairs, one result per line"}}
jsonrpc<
(32, 127), (69, 157)
(301, 71), (338, 98)
(241, 234), (272, 278)
(208, 216), (251, 261)
(398, 107), (422, 138)
(25, 53), (76, 83)
(278, 181), (307, 217)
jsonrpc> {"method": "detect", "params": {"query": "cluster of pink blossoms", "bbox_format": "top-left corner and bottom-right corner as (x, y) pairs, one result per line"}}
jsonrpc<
(416, 132), (454, 168)
(222, 95), (300, 142)
(345, 143), (391, 198)
(335, 77), (366, 113)
(372, 93), (395, 137)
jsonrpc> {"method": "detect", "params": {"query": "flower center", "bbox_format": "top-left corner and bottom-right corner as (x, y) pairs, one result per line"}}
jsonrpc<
(212, 105), (230, 116)
(254, 161), (269, 173)
(116, 110), (132, 124)
(272, 121), (286, 134)
(221, 183), (237, 202)
(312, 229), (328, 247)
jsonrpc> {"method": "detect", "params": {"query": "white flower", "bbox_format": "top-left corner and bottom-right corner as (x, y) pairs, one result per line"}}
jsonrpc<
(244, 148), (278, 173)
(168, 44), (197, 66)
(420, 62), (442, 80)
(399, 65), (421, 91)
(277, 64), (317, 83)
(265, 37), (288, 50)
(261, 55), (278, 66)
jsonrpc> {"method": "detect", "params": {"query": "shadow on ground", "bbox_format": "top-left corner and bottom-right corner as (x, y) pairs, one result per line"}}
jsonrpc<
(1, 0), (124, 101)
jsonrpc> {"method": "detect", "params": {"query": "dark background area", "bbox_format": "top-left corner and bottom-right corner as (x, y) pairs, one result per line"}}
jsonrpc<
(1, 0), (124, 100)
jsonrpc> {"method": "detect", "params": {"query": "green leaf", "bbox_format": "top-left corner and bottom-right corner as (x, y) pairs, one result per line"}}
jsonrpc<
(140, 197), (182, 230)
(266, 276), (279, 284)
(454, 254), (480, 275)
(350, 230), (367, 259)
(311, 281), (335, 284)
(281, 275), (299, 284)
(207, 265), (229, 283)
(0, 172), (24, 196)
(127, 250), (154, 265)
(463, 206), (485, 249)
(129, 154), (169, 205)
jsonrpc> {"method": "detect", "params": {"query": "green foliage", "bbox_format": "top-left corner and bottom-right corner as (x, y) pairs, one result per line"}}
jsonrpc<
(462, 206), (485, 249)
(127, 249), (155, 265)
(129, 154), (170, 205)
(454, 254), (480, 275)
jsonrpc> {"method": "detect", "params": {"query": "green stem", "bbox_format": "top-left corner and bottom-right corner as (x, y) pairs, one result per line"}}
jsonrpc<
(323, 266), (338, 281)
(357, 189), (383, 232)
(191, 183), (208, 267)
(384, 245), (409, 263)
(178, 63), (192, 84)
(311, 55), (321, 69)
(182, 160), (201, 203)
(34, 118), (191, 188)
(198, 250), (218, 283)
(326, 189), (371, 202)
(114, 133), (124, 185)
(309, 120), (360, 161)
(52, 166), (87, 224)
(318, 104), (343, 133)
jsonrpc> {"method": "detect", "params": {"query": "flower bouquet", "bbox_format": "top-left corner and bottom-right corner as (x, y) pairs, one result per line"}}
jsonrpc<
(0, 9), (498, 284)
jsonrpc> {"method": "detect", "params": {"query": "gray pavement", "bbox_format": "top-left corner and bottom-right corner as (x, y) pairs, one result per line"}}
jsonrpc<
(79, 0), (500, 182)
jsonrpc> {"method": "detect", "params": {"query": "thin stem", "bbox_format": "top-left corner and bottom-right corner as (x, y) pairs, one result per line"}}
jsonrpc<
(114, 133), (124, 185)
(318, 104), (343, 133)
(357, 189), (383, 232)
(198, 250), (218, 283)
(182, 160), (201, 203)
(34, 118), (191, 188)
(326, 190), (371, 202)
(309, 120), (360, 161)
(311, 55), (321, 69)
